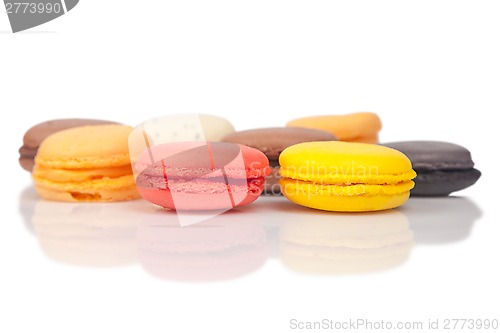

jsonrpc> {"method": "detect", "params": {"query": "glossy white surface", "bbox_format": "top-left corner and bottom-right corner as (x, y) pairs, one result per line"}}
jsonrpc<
(3, 182), (496, 333)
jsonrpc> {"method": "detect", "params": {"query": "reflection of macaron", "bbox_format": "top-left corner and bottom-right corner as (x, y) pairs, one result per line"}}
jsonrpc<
(19, 187), (39, 234)
(33, 125), (140, 202)
(401, 197), (482, 244)
(280, 209), (414, 274)
(383, 141), (481, 196)
(287, 112), (382, 143)
(279, 142), (416, 212)
(19, 119), (117, 172)
(134, 142), (271, 210)
(138, 213), (269, 281)
(221, 127), (336, 195)
(32, 200), (147, 266)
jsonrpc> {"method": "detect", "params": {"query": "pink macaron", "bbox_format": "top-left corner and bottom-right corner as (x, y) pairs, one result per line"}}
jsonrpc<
(133, 142), (271, 210)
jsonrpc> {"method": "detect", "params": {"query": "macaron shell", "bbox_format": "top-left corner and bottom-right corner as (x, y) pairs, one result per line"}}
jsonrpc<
(19, 157), (35, 172)
(286, 112), (382, 143)
(199, 114), (236, 142)
(19, 145), (37, 170)
(279, 142), (416, 185)
(383, 141), (475, 170)
(221, 127), (337, 160)
(19, 146), (36, 158)
(279, 178), (411, 212)
(35, 125), (133, 169)
(19, 119), (118, 172)
(22, 119), (118, 149)
(411, 169), (481, 196)
(33, 174), (139, 202)
(349, 134), (379, 144)
(134, 142), (270, 180)
(136, 114), (235, 145)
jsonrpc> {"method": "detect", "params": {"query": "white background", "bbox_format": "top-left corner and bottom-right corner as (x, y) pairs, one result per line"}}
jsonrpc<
(1, 1), (499, 332)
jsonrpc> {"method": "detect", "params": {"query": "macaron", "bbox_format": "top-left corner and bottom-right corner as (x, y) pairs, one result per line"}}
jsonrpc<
(383, 141), (481, 196)
(221, 127), (337, 195)
(286, 112), (382, 143)
(32, 124), (140, 202)
(129, 114), (234, 148)
(133, 142), (271, 210)
(138, 215), (269, 281)
(128, 114), (236, 169)
(279, 141), (416, 212)
(280, 210), (414, 274)
(19, 118), (117, 172)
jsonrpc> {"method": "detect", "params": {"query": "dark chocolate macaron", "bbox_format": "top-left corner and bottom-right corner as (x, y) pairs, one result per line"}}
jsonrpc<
(19, 118), (117, 172)
(222, 127), (337, 194)
(383, 141), (481, 196)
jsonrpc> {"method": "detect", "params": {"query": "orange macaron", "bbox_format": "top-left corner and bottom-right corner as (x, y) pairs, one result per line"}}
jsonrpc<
(32, 124), (140, 202)
(286, 112), (382, 143)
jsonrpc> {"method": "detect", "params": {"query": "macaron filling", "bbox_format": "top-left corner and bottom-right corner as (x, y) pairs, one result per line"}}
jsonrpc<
(280, 167), (416, 187)
(280, 178), (415, 197)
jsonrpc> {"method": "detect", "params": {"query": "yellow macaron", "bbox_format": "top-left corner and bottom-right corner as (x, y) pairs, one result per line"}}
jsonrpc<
(32, 124), (140, 202)
(279, 141), (416, 212)
(286, 112), (382, 143)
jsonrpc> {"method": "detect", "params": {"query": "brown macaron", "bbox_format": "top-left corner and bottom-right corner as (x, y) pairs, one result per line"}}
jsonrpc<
(19, 118), (117, 172)
(221, 127), (337, 195)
